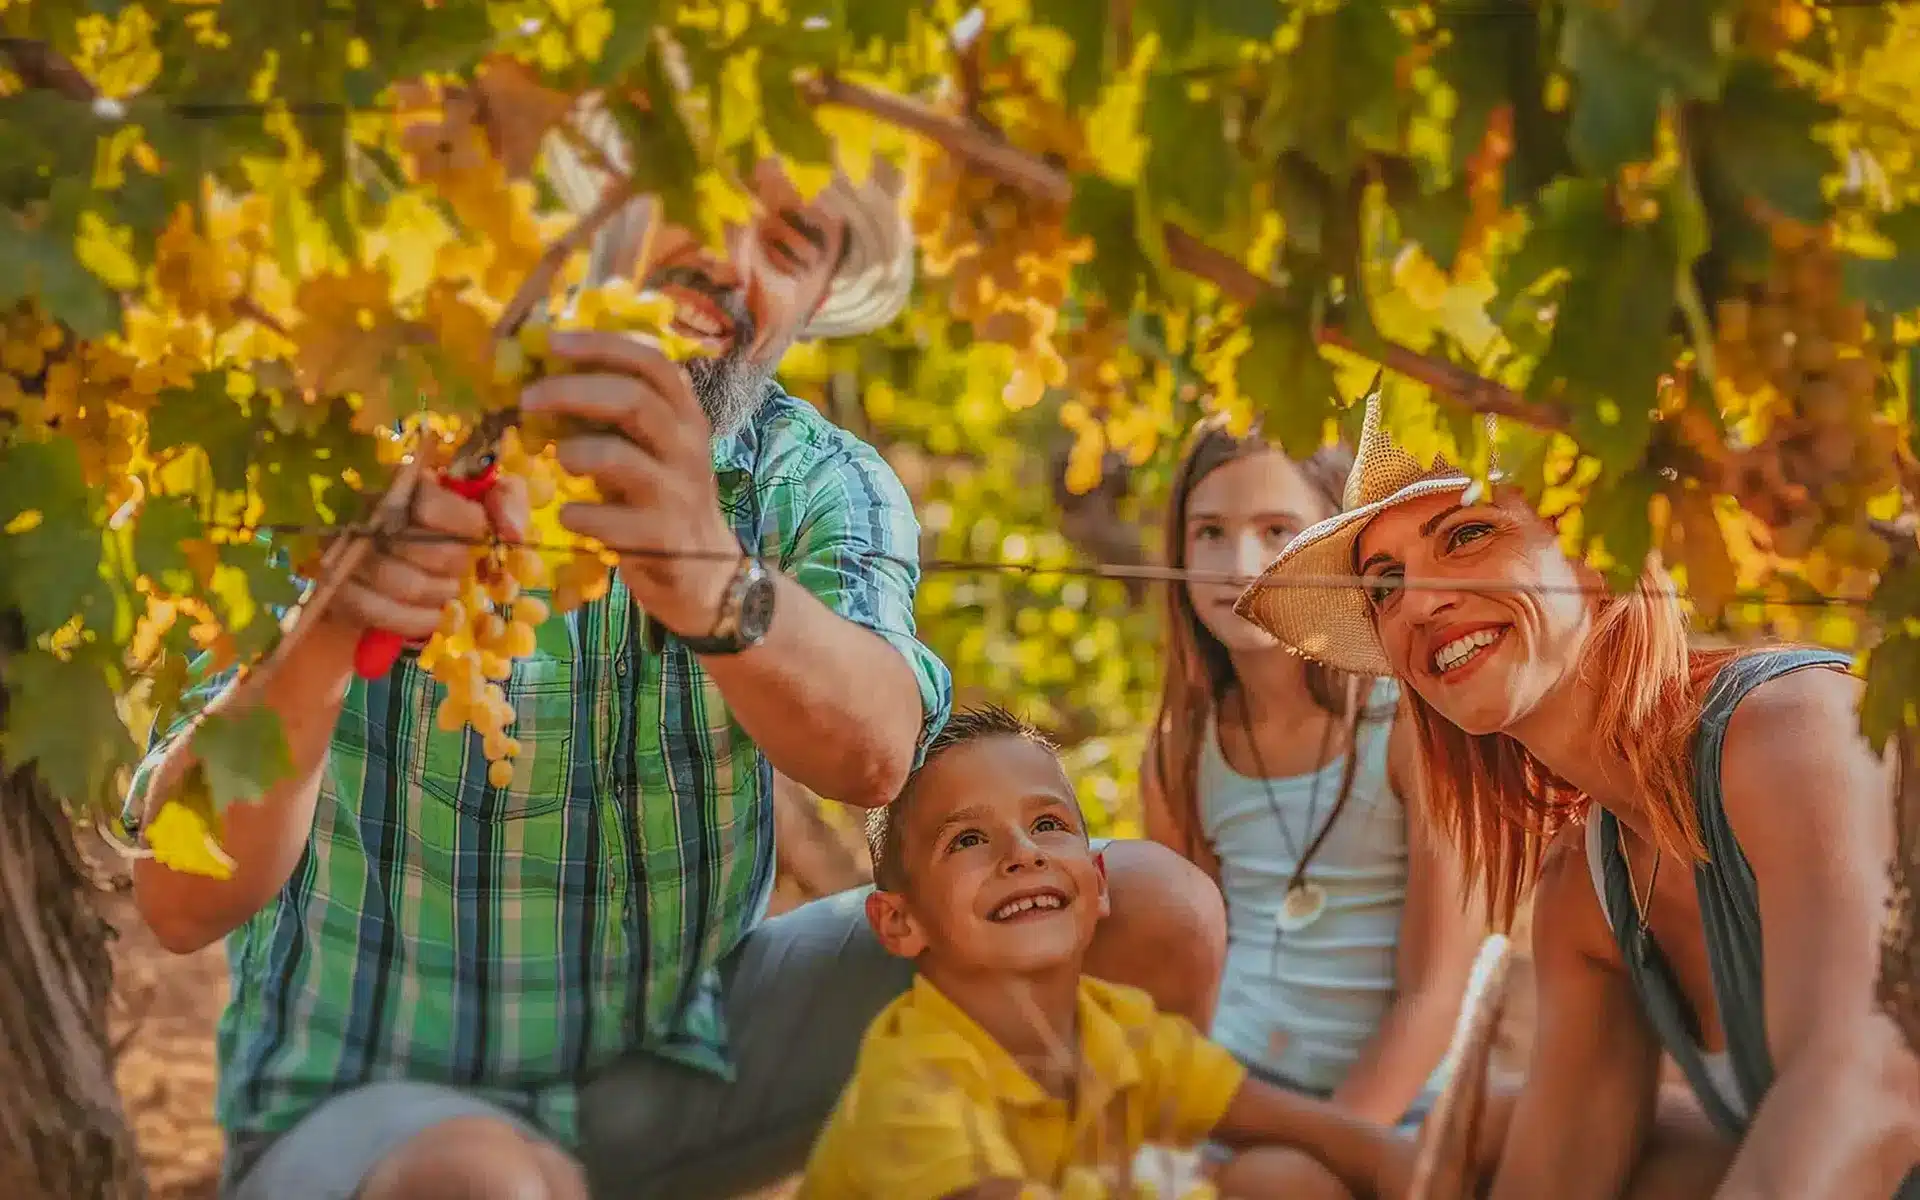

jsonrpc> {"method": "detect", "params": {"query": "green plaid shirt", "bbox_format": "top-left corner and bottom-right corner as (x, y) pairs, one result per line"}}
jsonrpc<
(125, 385), (952, 1146)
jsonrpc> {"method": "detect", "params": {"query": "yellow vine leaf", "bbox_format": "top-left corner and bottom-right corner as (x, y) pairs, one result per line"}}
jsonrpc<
(147, 793), (236, 882)
(75, 212), (143, 292)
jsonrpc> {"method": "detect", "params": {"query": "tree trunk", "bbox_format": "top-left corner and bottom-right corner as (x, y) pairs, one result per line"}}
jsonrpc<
(0, 611), (146, 1199)
(1879, 726), (1920, 1057)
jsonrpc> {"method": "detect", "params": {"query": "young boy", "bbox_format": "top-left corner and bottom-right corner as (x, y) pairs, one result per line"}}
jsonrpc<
(800, 706), (1409, 1199)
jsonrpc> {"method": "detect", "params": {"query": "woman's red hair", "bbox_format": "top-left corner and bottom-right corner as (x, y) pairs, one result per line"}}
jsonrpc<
(1404, 560), (1740, 932)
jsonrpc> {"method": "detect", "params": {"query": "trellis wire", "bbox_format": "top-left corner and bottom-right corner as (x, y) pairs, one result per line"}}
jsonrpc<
(216, 520), (1885, 610)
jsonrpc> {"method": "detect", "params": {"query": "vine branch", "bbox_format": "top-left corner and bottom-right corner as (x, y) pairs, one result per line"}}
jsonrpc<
(804, 72), (1566, 430)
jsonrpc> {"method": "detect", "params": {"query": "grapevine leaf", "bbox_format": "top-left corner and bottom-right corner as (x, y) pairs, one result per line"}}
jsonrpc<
(1842, 206), (1920, 315)
(208, 540), (302, 662)
(1, 513), (108, 638)
(842, 0), (911, 51)
(611, 44), (703, 230)
(1202, 0), (1284, 41)
(1032, 0), (1108, 108)
(1141, 74), (1233, 231)
(253, 452), (324, 530)
(1498, 178), (1612, 299)
(1532, 220), (1677, 472)
(1433, 6), (1521, 179)
(1068, 175), (1152, 307)
(356, 0), (496, 77)
(1869, 559), (1920, 624)
(194, 705), (294, 813)
(149, 374), (260, 493)
(0, 649), (135, 806)
(1388, 173), (1470, 272)
(0, 439), (111, 636)
(1613, 0), (1726, 101)
(1580, 466), (1660, 590)
(1860, 632), (1920, 754)
(1143, 0), (1200, 54)
(591, 0), (663, 85)
(0, 212), (119, 338)
(1141, 0), (1281, 53)
(1670, 489), (1737, 620)
(1692, 64), (1836, 226)
(1559, 5), (1665, 175)
(1237, 294), (1338, 457)
(1257, 2), (1404, 179)
(133, 495), (204, 596)
(759, 58), (833, 165)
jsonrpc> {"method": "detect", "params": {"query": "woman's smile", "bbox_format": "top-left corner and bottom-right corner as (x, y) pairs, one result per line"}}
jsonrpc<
(1427, 623), (1511, 683)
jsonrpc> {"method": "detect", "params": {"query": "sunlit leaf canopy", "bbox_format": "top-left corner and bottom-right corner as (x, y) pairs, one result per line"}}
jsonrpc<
(2, 0), (1920, 834)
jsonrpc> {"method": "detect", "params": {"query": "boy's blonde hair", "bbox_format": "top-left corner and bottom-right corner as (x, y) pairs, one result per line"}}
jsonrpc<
(864, 705), (1060, 892)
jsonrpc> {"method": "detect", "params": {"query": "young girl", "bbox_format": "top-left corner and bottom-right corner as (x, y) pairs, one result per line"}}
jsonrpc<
(1141, 416), (1484, 1131)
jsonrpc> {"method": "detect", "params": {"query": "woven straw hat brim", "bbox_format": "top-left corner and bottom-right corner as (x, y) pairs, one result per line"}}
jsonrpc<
(790, 161), (915, 340)
(546, 108), (912, 340)
(1233, 475), (1472, 677)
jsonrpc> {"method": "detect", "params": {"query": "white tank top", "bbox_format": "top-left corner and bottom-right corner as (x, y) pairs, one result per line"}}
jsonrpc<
(1199, 682), (1445, 1103)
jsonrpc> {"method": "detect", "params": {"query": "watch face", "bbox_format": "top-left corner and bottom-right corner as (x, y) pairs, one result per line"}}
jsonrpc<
(737, 571), (776, 641)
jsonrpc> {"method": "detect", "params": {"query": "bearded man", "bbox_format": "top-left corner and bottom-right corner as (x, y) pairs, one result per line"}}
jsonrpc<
(122, 159), (1225, 1200)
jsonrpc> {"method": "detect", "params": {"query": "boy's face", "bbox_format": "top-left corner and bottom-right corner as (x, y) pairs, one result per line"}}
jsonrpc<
(867, 735), (1109, 975)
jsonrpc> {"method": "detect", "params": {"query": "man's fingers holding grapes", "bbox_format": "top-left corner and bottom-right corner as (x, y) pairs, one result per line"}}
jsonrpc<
(330, 471), (532, 642)
(520, 329), (742, 639)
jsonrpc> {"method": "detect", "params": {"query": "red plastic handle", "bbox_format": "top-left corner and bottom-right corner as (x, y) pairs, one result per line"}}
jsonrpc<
(351, 461), (503, 680)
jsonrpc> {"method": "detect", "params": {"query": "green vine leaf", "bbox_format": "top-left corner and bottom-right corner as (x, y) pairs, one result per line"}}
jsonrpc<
(1, 649), (135, 806)
(194, 704), (293, 813)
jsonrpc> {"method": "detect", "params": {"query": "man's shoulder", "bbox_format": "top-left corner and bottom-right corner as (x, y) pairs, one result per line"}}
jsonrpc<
(744, 383), (900, 491)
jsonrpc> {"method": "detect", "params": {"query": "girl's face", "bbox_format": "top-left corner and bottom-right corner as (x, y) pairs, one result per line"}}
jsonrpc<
(1355, 490), (1594, 736)
(1185, 450), (1334, 655)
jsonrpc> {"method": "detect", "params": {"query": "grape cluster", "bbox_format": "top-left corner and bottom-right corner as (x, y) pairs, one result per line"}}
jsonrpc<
(1713, 222), (1898, 579)
(909, 79), (1092, 405)
(409, 321), (624, 785)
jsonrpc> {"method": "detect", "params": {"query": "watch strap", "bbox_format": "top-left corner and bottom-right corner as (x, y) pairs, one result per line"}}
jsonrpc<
(677, 556), (768, 655)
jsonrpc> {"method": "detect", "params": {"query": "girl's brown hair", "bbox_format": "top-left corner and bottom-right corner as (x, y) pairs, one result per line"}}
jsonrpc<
(1143, 415), (1371, 879)
(1403, 557), (1741, 931)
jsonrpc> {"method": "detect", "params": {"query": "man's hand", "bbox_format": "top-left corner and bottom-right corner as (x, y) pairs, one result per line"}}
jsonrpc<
(327, 472), (530, 645)
(520, 329), (741, 638)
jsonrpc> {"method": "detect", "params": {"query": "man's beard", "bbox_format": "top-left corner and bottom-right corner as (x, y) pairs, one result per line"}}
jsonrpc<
(684, 296), (777, 439)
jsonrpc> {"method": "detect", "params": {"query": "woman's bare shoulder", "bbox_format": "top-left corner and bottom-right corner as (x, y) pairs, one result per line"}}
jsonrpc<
(1717, 661), (1894, 879)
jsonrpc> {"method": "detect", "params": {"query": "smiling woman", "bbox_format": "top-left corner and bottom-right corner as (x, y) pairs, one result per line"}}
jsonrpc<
(1239, 393), (1920, 1200)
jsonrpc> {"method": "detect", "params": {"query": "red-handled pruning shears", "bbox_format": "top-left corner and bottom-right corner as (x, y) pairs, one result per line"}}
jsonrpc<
(351, 407), (519, 680)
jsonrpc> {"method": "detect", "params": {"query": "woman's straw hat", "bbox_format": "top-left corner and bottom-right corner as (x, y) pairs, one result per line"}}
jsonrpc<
(1232, 389), (1498, 677)
(548, 100), (913, 339)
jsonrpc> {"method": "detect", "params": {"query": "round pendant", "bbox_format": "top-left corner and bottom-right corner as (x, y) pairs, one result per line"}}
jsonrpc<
(1277, 882), (1328, 932)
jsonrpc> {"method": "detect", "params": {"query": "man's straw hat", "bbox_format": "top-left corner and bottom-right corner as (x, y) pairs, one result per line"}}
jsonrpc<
(1233, 389), (1499, 677)
(547, 101), (914, 339)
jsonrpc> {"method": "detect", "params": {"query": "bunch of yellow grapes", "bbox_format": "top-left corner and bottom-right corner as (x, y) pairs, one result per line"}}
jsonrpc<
(1712, 221), (1899, 582)
(909, 76), (1093, 406)
(412, 423), (615, 789)
(409, 293), (694, 786)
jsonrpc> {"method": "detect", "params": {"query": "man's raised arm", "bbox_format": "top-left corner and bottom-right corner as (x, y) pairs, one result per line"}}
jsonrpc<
(131, 477), (526, 952)
(520, 329), (952, 809)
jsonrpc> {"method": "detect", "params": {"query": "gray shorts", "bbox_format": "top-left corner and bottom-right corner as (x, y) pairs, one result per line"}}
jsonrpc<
(222, 887), (914, 1200)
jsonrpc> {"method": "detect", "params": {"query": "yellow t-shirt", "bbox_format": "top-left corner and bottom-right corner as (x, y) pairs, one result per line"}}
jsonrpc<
(800, 975), (1248, 1199)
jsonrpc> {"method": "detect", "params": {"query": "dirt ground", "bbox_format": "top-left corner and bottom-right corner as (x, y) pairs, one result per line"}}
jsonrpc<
(105, 880), (227, 1200)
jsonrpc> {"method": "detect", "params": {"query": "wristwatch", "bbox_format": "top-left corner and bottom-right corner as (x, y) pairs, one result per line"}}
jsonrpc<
(678, 555), (776, 655)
